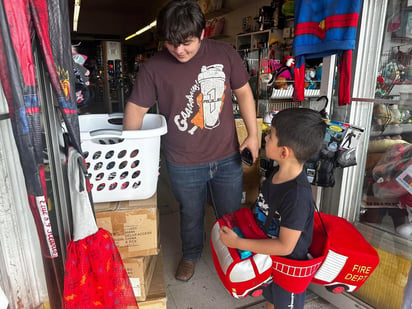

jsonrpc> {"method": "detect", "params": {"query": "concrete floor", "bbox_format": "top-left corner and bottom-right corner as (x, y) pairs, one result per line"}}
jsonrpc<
(156, 155), (337, 309)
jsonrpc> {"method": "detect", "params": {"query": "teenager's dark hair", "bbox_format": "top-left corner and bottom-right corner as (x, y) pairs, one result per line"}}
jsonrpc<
(271, 108), (326, 163)
(157, 0), (205, 47)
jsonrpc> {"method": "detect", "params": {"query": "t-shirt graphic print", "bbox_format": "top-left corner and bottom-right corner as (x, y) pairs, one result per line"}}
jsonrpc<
(178, 64), (226, 135)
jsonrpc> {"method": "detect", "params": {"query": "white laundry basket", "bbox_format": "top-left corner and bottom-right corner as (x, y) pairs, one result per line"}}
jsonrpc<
(78, 113), (167, 203)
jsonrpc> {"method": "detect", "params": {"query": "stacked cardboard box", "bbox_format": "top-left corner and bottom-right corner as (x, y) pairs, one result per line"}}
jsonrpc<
(95, 193), (167, 307)
(235, 117), (263, 206)
(137, 251), (167, 308)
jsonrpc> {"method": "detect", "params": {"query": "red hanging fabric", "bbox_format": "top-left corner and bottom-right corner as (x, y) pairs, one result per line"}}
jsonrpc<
(0, 0), (81, 258)
(338, 50), (352, 106)
(292, 0), (363, 105)
(63, 148), (138, 308)
(63, 229), (139, 308)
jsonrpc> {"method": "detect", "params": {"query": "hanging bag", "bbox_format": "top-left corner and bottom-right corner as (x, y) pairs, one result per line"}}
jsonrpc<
(63, 147), (138, 308)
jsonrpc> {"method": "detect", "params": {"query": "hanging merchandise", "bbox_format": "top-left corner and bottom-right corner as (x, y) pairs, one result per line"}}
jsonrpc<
(305, 98), (364, 187)
(256, 5), (275, 31)
(305, 118), (364, 187)
(292, 0), (363, 105)
(63, 148), (138, 308)
(0, 0), (81, 258)
(72, 45), (91, 108)
(267, 56), (295, 89)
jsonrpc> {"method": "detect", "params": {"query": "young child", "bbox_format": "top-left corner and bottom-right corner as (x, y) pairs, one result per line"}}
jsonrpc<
(219, 108), (326, 309)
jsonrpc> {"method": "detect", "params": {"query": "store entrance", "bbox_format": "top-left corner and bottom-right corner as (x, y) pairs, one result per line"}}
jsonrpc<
(71, 40), (152, 114)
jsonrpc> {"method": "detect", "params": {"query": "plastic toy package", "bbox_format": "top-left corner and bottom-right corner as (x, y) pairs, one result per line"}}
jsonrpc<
(305, 119), (364, 187)
(372, 143), (412, 199)
(323, 120), (363, 153)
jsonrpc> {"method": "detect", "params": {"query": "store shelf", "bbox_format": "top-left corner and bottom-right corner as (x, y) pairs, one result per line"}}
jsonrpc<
(236, 29), (273, 51)
(370, 123), (412, 137)
(270, 87), (320, 99)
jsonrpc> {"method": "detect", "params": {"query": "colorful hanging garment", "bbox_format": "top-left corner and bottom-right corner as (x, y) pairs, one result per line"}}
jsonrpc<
(63, 148), (138, 308)
(293, 0), (363, 105)
(0, 0), (80, 257)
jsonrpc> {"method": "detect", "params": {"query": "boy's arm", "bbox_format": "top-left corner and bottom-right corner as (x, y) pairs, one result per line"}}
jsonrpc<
(219, 225), (301, 256)
(123, 102), (150, 130)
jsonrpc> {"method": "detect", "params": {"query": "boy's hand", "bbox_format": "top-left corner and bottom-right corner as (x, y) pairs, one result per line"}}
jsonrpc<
(219, 225), (239, 248)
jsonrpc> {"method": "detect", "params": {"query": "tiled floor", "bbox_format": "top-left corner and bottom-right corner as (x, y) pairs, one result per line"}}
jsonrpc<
(156, 156), (338, 309)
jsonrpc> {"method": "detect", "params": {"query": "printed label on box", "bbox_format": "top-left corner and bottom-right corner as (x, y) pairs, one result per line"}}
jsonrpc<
(130, 278), (142, 297)
(124, 215), (156, 249)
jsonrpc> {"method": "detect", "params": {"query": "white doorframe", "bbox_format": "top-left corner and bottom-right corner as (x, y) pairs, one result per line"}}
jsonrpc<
(0, 84), (48, 307)
(338, 0), (388, 222)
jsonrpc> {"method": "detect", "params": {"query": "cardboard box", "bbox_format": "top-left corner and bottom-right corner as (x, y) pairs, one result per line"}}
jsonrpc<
(95, 195), (159, 258)
(124, 254), (158, 302)
(137, 252), (167, 309)
(235, 118), (262, 207)
(94, 200), (118, 213)
(241, 158), (260, 206)
(235, 117), (263, 148)
(94, 193), (157, 213)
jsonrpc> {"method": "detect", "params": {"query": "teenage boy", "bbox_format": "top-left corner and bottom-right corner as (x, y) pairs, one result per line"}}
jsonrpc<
(123, 0), (259, 281)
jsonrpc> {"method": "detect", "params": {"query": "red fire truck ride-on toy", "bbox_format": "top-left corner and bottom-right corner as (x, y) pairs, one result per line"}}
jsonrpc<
(211, 208), (380, 299)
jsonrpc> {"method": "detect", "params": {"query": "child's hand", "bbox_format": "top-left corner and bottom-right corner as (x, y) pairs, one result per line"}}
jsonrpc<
(219, 225), (239, 248)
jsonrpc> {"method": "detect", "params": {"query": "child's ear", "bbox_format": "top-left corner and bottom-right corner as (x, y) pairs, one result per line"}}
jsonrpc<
(282, 146), (293, 159)
(280, 146), (288, 159)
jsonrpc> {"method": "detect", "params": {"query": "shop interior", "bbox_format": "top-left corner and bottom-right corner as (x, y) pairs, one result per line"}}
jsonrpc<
(68, 0), (323, 115)
(64, 0), (340, 308)
(68, 0), (411, 307)
(1, 0), (411, 308)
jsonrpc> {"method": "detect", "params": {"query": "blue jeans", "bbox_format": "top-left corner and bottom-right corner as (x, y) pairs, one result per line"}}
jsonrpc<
(166, 153), (243, 261)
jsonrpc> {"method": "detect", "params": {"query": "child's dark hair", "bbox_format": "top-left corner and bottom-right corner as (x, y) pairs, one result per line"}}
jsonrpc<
(157, 0), (205, 47)
(271, 108), (326, 163)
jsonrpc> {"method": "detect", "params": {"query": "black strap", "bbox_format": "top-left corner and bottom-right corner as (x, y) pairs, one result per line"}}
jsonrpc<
(313, 200), (328, 238)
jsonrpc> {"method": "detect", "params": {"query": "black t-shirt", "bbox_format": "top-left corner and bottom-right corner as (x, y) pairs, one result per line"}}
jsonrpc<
(254, 169), (314, 260)
(128, 39), (250, 165)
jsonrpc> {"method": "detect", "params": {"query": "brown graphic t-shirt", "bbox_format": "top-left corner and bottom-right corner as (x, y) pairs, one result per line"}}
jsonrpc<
(128, 39), (250, 165)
